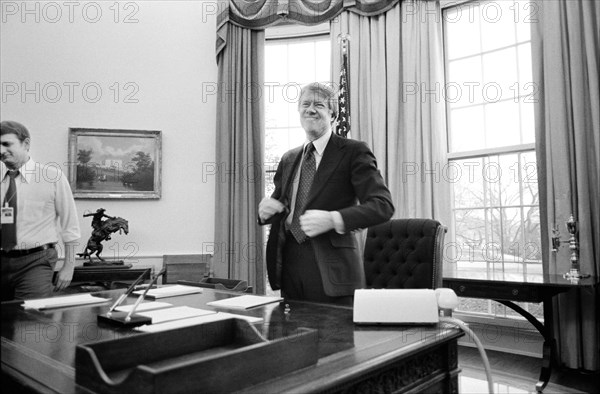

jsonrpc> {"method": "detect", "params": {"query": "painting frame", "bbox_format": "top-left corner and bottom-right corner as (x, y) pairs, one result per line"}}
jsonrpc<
(68, 128), (162, 199)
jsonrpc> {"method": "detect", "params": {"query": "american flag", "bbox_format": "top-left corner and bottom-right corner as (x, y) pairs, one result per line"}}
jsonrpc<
(336, 44), (350, 138)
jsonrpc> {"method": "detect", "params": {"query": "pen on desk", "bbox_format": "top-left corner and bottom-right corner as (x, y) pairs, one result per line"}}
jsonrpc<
(106, 269), (151, 317)
(124, 267), (166, 322)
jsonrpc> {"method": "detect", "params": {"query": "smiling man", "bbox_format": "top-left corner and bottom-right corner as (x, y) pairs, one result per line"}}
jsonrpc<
(1, 121), (80, 301)
(258, 82), (394, 305)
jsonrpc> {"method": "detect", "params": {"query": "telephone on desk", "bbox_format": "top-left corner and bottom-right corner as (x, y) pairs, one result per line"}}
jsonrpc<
(353, 288), (495, 394)
(353, 288), (458, 324)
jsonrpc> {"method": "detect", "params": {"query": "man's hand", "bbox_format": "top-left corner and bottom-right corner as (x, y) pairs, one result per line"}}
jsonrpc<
(54, 243), (76, 292)
(54, 263), (74, 292)
(259, 197), (285, 222)
(300, 210), (335, 237)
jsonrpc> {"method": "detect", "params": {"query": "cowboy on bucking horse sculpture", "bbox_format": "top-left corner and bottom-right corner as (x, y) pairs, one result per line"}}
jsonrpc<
(78, 208), (129, 263)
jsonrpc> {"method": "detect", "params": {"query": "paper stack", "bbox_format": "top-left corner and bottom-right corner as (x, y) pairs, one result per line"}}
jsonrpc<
(23, 294), (110, 310)
(206, 295), (283, 310)
(132, 285), (203, 299)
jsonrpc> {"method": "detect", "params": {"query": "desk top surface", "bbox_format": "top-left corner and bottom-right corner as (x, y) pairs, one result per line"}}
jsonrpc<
(1, 288), (461, 393)
(444, 268), (598, 287)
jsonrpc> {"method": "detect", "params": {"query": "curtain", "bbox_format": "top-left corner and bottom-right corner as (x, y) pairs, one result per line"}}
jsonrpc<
(214, 23), (266, 294)
(331, 0), (449, 224)
(532, 0), (599, 371)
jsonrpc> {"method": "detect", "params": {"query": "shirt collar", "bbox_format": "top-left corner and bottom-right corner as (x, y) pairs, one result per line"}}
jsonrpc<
(2, 158), (35, 183)
(305, 130), (332, 156)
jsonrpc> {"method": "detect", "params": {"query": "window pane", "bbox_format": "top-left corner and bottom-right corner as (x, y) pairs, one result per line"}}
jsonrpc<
(486, 207), (502, 262)
(289, 41), (318, 84)
(520, 101), (535, 143)
(485, 100), (521, 148)
(447, 56), (483, 107)
(479, 1), (517, 52)
(498, 153), (521, 207)
(452, 158), (485, 209)
(501, 207), (524, 263)
(523, 207), (542, 262)
(482, 47), (518, 101)
(266, 86), (291, 128)
(520, 151), (538, 205)
(454, 208), (486, 262)
(518, 43), (533, 86)
(458, 298), (492, 315)
(515, 2), (533, 43)
(315, 40), (331, 82)
(265, 44), (288, 82)
(484, 155), (501, 207)
(449, 106), (485, 152)
(444, 5), (481, 60)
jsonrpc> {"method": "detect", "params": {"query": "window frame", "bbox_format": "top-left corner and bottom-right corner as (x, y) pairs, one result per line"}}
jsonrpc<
(441, 0), (542, 321)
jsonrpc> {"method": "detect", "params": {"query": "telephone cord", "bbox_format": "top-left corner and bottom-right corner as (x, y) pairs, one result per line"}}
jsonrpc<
(440, 316), (494, 394)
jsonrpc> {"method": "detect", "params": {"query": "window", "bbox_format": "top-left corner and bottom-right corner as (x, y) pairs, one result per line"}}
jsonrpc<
(443, 0), (542, 319)
(264, 28), (331, 198)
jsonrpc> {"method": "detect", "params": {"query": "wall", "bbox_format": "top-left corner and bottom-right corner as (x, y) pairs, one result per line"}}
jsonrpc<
(0, 1), (219, 269)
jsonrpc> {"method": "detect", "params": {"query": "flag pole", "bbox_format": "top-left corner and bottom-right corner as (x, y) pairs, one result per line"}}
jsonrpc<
(336, 34), (351, 138)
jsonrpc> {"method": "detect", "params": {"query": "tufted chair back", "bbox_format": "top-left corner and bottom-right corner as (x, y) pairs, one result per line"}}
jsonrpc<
(363, 219), (446, 289)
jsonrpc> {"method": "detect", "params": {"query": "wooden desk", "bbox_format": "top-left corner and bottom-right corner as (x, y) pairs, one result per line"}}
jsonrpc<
(2, 289), (463, 393)
(443, 269), (598, 392)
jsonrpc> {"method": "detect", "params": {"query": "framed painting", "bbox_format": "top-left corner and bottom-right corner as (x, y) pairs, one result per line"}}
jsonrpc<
(68, 128), (162, 199)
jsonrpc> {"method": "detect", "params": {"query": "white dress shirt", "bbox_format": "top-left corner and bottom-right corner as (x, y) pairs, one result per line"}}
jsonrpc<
(1, 158), (80, 250)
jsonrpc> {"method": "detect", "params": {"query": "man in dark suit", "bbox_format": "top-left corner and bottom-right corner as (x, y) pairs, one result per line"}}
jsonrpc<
(259, 82), (394, 305)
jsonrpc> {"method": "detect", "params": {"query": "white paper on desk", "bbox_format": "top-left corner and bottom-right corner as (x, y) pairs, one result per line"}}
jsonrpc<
(135, 312), (263, 333)
(132, 285), (203, 299)
(136, 306), (216, 324)
(114, 301), (172, 313)
(206, 295), (283, 310)
(22, 294), (110, 310)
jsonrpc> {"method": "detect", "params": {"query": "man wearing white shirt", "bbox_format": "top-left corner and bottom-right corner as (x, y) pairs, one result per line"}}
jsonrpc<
(1, 121), (81, 301)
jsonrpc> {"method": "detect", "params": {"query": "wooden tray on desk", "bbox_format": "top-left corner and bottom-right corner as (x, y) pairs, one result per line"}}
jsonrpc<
(75, 318), (318, 394)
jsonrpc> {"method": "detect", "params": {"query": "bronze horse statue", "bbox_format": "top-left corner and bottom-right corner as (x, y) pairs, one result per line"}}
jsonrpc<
(78, 217), (129, 263)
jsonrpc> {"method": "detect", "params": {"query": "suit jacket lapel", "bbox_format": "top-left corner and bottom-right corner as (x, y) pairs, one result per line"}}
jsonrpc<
(280, 146), (303, 206)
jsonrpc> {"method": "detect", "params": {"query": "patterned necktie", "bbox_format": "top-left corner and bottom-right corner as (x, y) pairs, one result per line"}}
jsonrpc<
(2, 170), (19, 251)
(289, 143), (316, 243)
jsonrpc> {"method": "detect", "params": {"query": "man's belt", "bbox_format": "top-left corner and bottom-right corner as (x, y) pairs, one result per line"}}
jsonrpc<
(0, 243), (56, 257)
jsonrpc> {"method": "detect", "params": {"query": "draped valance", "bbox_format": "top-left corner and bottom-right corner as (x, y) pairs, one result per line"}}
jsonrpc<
(217, 0), (400, 55)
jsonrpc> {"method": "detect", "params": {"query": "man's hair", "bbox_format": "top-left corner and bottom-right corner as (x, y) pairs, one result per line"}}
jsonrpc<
(0, 121), (31, 142)
(299, 82), (338, 119)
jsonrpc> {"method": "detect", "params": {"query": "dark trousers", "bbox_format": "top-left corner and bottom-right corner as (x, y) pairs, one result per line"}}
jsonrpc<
(281, 234), (352, 306)
(1, 248), (57, 301)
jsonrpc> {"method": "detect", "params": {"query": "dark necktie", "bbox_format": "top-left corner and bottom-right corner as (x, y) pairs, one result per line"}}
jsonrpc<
(2, 170), (19, 251)
(289, 143), (316, 243)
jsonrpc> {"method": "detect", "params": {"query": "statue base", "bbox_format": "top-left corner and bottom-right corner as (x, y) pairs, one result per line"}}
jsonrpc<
(83, 260), (126, 267)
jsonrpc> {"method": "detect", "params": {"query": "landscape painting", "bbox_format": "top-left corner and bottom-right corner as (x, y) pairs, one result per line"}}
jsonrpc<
(68, 128), (162, 199)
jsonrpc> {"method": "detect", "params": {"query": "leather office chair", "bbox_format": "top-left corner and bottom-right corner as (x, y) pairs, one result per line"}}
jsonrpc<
(162, 254), (210, 285)
(163, 254), (252, 293)
(363, 219), (446, 289)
